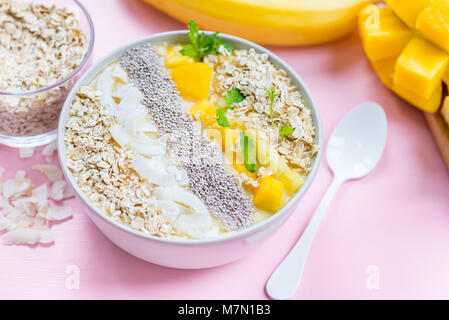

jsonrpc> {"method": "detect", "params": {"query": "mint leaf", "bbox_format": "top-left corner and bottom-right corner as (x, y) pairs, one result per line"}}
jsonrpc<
(216, 108), (230, 127)
(180, 20), (233, 61)
(180, 44), (200, 61)
(279, 126), (294, 140)
(240, 131), (257, 173)
(225, 88), (245, 109)
(264, 86), (279, 127)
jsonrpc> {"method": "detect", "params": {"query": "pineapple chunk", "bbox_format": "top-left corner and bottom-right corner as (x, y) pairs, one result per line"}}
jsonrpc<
(441, 96), (449, 125)
(359, 5), (412, 61)
(371, 57), (398, 89)
(393, 37), (449, 100)
(253, 176), (284, 213)
(171, 62), (213, 101)
(273, 160), (306, 195)
(416, 1), (449, 52)
(165, 46), (194, 68)
(190, 101), (217, 127)
(393, 82), (443, 113)
(385, 0), (430, 27)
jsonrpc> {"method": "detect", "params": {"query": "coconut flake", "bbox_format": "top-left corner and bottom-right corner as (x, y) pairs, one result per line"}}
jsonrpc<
(2, 228), (54, 245)
(19, 147), (35, 159)
(50, 181), (66, 201)
(32, 165), (63, 182)
(42, 142), (57, 163)
(46, 206), (73, 222)
(131, 155), (176, 186)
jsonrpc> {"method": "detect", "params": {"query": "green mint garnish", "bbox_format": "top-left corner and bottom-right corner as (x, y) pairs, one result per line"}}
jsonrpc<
(180, 20), (233, 62)
(264, 86), (279, 127)
(216, 108), (230, 127)
(225, 88), (245, 109)
(240, 131), (257, 173)
(279, 126), (294, 141)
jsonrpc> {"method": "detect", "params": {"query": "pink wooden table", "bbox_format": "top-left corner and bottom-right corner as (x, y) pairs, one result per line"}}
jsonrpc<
(1, 0), (449, 300)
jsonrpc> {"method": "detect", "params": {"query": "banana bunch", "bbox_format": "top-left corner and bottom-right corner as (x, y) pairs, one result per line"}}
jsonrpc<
(143, 0), (373, 46)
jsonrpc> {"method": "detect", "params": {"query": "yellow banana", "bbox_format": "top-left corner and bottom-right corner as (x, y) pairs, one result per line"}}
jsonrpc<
(143, 0), (374, 46)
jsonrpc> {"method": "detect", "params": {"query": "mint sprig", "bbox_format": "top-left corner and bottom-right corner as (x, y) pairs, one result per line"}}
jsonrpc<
(180, 20), (233, 61)
(279, 126), (294, 141)
(264, 86), (279, 127)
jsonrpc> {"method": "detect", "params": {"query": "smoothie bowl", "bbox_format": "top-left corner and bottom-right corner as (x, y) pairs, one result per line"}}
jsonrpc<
(58, 27), (323, 269)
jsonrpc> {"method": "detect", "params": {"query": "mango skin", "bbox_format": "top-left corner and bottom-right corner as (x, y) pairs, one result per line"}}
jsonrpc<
(359, 5), (412, 61)
(393, 37), (449, 100)
(253, 176), (284, 214)
(171, 62), (213, 101)
(371, 57), (398, 88)
(416, 0), (449, 52)
(394, 82), (443, 113)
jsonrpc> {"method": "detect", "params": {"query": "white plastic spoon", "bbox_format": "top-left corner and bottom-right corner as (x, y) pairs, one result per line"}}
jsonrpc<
(266, 102), (387, 300)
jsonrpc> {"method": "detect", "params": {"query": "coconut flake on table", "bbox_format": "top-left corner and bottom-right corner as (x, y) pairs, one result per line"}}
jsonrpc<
(50, 180), (75, 201)
(32, 164), (63, 182)
(19, 147), (35, 159)
(46, 205), (73, 222)
(0, 170), (75, 246)
(2, 228), (54, 245)
(42, 141), (58, 163)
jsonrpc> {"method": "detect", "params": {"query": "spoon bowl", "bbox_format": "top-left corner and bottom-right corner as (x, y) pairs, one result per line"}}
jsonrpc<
(327, 102), (387, 180)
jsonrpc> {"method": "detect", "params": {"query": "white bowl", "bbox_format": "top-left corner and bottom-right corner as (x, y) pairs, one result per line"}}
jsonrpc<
(58, 31), (323, 269)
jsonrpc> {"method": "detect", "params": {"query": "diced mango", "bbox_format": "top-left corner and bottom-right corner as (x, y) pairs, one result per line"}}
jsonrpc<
(171, 62), (213, 101)
(165, 46), (194, 68)
(190, 101), (217, 127)
(416, 1), (449, 52)
(385, 0), (430, 27)
(253, 176), (284, 213)
(441, 96), (449, 125)
(393, 37), (449, 100)
(359, 5), (412, 60)
(371, 57), (398, 89)
(393, 81), (443, 113)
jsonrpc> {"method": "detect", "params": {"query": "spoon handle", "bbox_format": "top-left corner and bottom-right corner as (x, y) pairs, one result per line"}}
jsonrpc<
(266, 176), (344, 300)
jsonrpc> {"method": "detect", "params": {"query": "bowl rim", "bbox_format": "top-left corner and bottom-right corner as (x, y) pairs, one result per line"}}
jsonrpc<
(0, 0), (95, 96)
(58, 30), (323, 246)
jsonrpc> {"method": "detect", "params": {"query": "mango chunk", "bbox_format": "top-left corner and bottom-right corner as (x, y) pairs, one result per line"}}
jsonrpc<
(371, 57), (398, 89)
(441, 96), (449, 125)
(171, 62), (213, 101)
(253, 176), (284, 214)
(190, 101), (217, 127)
(416, 1), (449, 52)
(359, 5), (412, 60)
(393, 37), (449, 100)
(393, 82), (443, 113)
(165, 46), (194, 68)
(385, 0), (430, 27)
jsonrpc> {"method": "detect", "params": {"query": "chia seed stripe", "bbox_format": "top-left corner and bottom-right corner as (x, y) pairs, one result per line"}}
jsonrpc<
(121, 45), (253, 231)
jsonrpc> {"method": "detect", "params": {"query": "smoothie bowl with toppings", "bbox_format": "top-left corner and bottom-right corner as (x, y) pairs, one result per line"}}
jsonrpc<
(58, 24), (322, 268)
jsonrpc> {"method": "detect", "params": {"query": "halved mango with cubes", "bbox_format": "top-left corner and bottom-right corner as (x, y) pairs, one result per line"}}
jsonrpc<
(171, 62), (213, 101)
(393, 36), (449, 101)
(416, 1), (449, 52)
(385, 0), (430, 27)
(253, 176), (284, 214)
(359, 2), (449, 114)
(359, 6), (412, 60)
